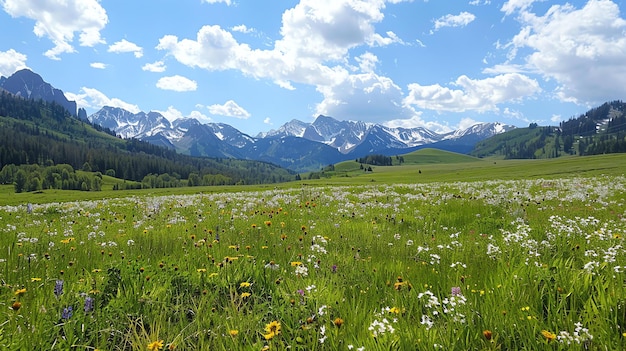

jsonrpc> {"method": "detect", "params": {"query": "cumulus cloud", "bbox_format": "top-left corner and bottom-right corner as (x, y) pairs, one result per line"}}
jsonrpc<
(108, 39), (143, 58)
(66, 87), (141, 113)
(316, 72), (418, 122)
(403, 73), (541, 112)
(498, 0), (626, 104)
(0, 49), (28, 76)
(432, 12), (476, 32)
(208, 100), (251, 119)
(90, 62), (106, 69)
(156, 75), (198, 92)
(384, 115), (453, 134)
(142, 61), (166, 73)
(1, 0), (107, 59)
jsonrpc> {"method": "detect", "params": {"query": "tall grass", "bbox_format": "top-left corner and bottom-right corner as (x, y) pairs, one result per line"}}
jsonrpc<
(1, 175), (626, 350)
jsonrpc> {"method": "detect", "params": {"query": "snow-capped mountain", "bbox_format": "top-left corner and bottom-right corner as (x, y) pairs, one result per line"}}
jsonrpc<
(88, 106), (514, 171)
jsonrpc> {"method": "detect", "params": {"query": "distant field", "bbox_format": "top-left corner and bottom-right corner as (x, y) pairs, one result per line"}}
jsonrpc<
(2, 152), (625, 205)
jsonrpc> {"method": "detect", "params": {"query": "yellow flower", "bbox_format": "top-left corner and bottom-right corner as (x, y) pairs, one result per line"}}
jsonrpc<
(333, 318), (344, 327)
(197, 268), (207, 273)
(147, 339), (164, 351)
(30, 277), (42, 282)
(240, 282), (251, 288)
(541, 330), (556, 342)
(241, 292), (251, 298)
(388, 306), (401, 314)
(290, 261), (302, 267)
(14, 288), (27, 296)
(229, 329), (239, 337)
(264, 320), (281, 340)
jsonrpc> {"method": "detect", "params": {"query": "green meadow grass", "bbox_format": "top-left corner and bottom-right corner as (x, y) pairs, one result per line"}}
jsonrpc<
(1, 153), (626, 350)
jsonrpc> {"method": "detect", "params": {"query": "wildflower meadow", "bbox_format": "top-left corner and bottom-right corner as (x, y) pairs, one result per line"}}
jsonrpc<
(1, 175), (626, 350)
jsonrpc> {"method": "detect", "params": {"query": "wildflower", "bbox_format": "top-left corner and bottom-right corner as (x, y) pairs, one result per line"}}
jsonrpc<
(451, 287), (462, 296)
(229, 330), (239, 337)
(54, 280), (64, 298)
(196, 268), (207, 273)
(333, 317), (344, 327)
(61, 306), (73, 320)
(84, 296), (94, 313)
(147, 339), (164, 351)
(291, 261), (303, 266)
(14, 288), (27, 296)
(541, 330), (556, 342)
(31, 277), (42, 282)
(331, 264), (337, 273)
(483, 330), (492, 340)
(11, 301), (22, 311)
(240, 282), (251, 288)
(241, 292), (251, 298)
(264, 320), (281, 340)
(388, 307), (401, 314)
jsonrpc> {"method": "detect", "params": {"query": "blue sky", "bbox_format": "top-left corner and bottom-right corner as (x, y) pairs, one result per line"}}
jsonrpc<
(1, 0), (625, 136)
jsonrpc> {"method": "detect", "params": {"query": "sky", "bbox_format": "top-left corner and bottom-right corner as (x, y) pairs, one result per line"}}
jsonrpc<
(1, 0), (626, 136)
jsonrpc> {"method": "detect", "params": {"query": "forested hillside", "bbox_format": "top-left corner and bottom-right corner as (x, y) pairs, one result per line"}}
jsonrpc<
(471, 101), (626, 159)
(0, 92), (294, 191)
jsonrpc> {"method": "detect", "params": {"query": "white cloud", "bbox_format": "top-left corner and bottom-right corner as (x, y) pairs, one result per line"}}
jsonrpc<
(232, 24), (255, 34)
(0, 49), (28, 76)
(66, 87), (141, 113)
(142, 61), (166, 73)
(316, 72), (418, 122)
(108, 39), (143, 58)
(501, 0), (538, 16)
(208, 100), (251, 119)
(355, 52), (378, 73)
(189, 110), (212, 124)
(156, 75), (198, 92)
(432, 12), (476, 31)
(404, 73), (541, 112)
(90, 62), (106, 69)
(1, 0), (107, 60)
(457, 117), (479, 130)
(202, 0), (232, 5)
(263, 117), (272, 124)
(499, 0), (626, 104)
(550, 114), (562, 123)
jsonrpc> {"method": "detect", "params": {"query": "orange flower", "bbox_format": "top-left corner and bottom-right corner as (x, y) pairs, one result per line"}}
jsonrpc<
(333, 318), (344, 327)
(483, 330), (492, 340)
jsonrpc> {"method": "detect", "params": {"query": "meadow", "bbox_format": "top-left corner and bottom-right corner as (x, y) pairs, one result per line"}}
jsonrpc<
(1, 154), (626, 350)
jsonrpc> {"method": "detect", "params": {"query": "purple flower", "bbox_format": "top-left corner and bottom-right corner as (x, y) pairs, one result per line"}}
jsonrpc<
(297, 289), (305, 296)
(84, 297), (94, 313)
(331, 265), (337, 273)
(61, 306), (73, 320)
(451, 286), (462, 296)
(54, 280), (64, 298)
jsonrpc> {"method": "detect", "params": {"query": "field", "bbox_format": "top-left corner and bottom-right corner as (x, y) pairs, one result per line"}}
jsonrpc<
(2, 153), (626, 350)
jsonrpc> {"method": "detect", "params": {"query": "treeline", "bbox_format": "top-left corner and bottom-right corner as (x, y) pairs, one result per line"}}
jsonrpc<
(0, 164), (106, 192)
(356, 154), (393, 166)
(0, 92), (295, 190)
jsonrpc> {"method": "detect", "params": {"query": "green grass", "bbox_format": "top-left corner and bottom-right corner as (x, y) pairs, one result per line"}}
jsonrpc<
(1, 153), (626, 350)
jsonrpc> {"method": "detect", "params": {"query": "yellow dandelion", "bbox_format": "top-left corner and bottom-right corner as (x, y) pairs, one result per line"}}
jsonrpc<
(541, 330), (556, 342)
(30, 277), (42, 282)
(14, 288), (27, 296)
(264, 320), (281, 340)
(333, 317), (344, 327)
(291, 261), (302, 267)
(147, 339), (164, 350)
(388, 306), (401, 314)
(229, 329), (239, 337)
(241, 292), (251, 298)
(197, 268), (207, 273)
(240, 282), (251, 288)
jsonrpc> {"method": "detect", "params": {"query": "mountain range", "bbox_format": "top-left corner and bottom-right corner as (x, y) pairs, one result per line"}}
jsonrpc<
(1, 69), (514, 172)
